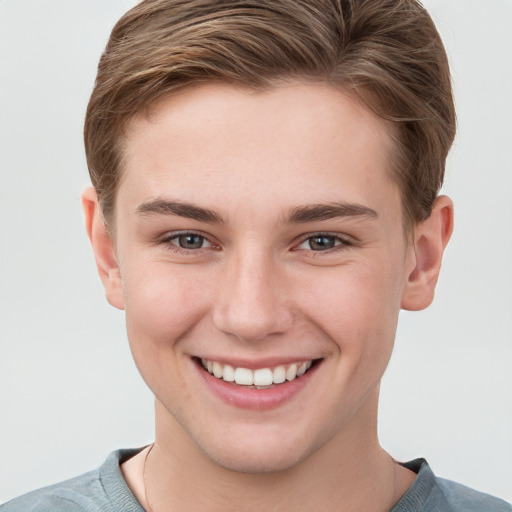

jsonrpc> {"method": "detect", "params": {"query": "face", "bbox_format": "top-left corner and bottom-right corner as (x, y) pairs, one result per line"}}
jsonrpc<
(95, 83), (421, 472)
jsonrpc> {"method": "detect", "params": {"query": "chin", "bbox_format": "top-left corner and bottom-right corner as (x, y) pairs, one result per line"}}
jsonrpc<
(194, 424), (320, 475)
(205, 445), (307, 475)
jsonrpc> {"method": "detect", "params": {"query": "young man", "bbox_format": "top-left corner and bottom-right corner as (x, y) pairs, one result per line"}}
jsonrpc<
(2, 0), (510, 511)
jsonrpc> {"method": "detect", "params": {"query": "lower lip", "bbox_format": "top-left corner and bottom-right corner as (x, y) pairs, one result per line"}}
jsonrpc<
(194, 359), (320, 411)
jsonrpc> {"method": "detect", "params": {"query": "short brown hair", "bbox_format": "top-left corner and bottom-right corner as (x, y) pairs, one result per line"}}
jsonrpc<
(84, 0), (456, 230)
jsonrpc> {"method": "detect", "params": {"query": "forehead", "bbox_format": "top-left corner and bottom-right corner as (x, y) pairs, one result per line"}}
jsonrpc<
(118, 82), (399, 223)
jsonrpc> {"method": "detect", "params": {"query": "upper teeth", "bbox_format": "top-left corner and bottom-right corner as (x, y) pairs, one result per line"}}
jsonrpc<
(201, 359), (313, 386)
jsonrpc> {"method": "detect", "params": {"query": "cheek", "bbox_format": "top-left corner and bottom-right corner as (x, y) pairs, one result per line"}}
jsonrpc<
(291, 259), (403, 355)
(120, 261), (216, 403)
(122, 261), (213, 348)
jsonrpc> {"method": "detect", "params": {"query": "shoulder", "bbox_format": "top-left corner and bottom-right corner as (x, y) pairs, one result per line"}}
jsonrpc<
(0, 469), (103, 512)
(0, 449), (144, 512)
(394, 459), (511, 512)
(433, 478), (511, 512)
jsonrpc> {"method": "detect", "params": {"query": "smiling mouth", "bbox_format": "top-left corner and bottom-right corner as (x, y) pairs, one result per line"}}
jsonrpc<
(199, 358), (318, 389)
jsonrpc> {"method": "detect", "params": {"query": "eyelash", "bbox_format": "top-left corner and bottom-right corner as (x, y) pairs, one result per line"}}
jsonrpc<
(159, 231), (215, 254)
(159, 230), (353, 257)
(295, 233), (352, 253)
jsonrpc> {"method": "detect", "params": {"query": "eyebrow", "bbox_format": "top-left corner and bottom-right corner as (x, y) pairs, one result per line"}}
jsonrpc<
(135, 198), (378, 224)
(136, 199), (226, 223)
(286, 202), (378, 223)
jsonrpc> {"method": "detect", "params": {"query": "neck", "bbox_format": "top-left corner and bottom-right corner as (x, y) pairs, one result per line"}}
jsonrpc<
(139, 390), (414, 512)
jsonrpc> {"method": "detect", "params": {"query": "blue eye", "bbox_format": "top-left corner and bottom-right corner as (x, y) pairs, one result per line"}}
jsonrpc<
(297, 234), (349, 251)
(169, 233), (211, 250)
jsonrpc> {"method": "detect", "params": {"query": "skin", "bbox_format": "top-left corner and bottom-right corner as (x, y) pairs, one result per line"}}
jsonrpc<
(83, 82), (453, 511)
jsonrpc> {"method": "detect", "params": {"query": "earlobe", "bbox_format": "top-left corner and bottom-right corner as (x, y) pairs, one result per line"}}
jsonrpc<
(401, 195), (454, 311)
(82, 187), (125, 310)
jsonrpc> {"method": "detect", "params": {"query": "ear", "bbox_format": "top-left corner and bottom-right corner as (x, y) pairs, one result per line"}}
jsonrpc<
(401, 195), (454, 311)
(82, 187), (125, 310)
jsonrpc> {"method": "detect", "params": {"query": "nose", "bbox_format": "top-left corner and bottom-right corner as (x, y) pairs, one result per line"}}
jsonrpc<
(212, 249), (294, 343)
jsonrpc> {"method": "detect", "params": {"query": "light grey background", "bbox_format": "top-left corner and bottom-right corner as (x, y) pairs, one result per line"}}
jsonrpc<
(1, 0), (511, 504)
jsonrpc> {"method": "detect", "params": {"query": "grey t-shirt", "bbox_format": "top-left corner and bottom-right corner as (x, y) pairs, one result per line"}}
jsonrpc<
(1, 449), (510, 512)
